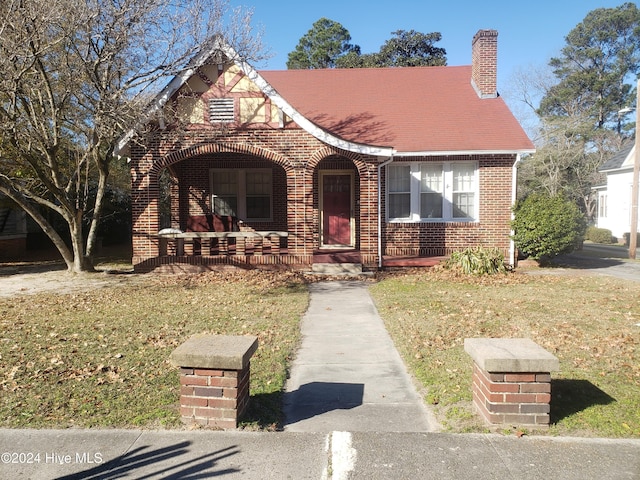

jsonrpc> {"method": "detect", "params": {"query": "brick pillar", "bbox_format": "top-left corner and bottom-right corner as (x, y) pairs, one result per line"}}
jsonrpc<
(464, 338), (559, 428)
(472, 364), (552, 427)
(179, 365), (251, 429)
(170, 335), (258, 429)
(130, 147), (161, 271)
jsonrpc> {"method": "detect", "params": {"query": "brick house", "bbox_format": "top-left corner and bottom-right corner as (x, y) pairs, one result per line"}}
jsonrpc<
(117, 29), (534, 273)
(0, 194), (27, 259)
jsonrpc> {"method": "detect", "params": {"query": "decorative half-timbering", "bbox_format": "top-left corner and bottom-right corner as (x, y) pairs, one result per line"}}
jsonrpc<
(117, 30), (534, 273)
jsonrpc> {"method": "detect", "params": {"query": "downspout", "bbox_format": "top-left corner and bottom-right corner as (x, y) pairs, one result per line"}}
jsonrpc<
(378, 156), (394, 269)
(509, 154), (522, 266)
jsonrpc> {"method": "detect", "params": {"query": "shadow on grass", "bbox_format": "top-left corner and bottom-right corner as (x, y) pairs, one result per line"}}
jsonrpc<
(551, 379), (615, 424)
(241, 391), (284, 430)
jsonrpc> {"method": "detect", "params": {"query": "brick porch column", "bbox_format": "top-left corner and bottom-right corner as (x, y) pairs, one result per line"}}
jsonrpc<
(170, 334), (258, 429)
(464, 338), (559, 428)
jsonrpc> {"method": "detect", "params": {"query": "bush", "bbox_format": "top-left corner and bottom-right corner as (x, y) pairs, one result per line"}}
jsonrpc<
(585, 226), (615, 244)
(446, 247), (507, 275)
(511, 193), (586, 261)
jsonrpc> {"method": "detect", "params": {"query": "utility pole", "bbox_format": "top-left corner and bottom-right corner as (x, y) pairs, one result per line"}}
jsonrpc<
(629, 79), (640, 260)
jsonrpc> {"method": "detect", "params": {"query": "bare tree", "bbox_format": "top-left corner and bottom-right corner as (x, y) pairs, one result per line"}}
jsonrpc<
(507, 56), (631, 221)
(0, 0), (264, 272)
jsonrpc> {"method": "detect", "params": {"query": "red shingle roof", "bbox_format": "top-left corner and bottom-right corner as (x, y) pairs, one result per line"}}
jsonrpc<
(260, 66), (534, 154)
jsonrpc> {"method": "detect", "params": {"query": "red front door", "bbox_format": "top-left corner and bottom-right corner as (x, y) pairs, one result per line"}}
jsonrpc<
(323, 174), (352, 245)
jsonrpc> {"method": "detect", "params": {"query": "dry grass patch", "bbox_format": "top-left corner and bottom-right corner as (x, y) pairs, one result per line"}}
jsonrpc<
(370, 268), (640, 437)
(0, 270), (310, 430)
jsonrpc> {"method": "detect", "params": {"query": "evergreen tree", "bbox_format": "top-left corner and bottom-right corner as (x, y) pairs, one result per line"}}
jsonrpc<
(286, 18), (360, 69)
(336, 30), (446, 68)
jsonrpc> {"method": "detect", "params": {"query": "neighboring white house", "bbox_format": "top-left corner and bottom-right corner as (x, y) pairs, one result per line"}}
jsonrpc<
(595, 141), (638, 242)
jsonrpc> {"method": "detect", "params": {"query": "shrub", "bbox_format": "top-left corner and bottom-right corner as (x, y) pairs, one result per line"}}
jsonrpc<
(446, 247), (507, 275)
(585, 226), (615, 244)
(511, 193), (586, 261)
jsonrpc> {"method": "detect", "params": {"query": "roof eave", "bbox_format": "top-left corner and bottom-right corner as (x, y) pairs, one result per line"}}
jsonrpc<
(114, 36), (234, 158)
(600, 165), (634, 174)
(392, 148), (536, 157)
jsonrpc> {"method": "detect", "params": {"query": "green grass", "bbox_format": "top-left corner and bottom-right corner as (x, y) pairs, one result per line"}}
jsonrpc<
(370, 268), (640, 437)
(0, 270), (309, 430)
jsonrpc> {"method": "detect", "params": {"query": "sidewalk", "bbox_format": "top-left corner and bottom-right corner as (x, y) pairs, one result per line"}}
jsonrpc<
(1, 280), (639, 479)
(2, 428), (639, 479)
(283, 280), (437, 432)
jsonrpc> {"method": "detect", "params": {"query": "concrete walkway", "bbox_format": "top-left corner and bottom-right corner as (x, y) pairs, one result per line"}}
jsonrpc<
(283, 280), (437, 432)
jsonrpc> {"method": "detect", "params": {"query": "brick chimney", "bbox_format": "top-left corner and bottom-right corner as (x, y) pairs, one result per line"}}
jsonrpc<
(471, 29), (498, 99)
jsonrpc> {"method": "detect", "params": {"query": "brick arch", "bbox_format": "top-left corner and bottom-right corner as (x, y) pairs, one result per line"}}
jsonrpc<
(150, 142), (293, 176)
(308, 146), (369, 176)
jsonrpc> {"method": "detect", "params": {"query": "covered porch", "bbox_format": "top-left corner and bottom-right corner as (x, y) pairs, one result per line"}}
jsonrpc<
(130, 141), (386, 273)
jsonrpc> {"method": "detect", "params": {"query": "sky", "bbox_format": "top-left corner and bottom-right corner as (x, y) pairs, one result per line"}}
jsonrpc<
(228, 0), (629, 96)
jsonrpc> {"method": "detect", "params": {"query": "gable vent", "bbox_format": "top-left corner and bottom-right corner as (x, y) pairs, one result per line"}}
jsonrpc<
(209, 98), (234, 122)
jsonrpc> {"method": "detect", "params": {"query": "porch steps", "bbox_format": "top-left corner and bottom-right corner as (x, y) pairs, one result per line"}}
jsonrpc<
(311, 263), (363, 275)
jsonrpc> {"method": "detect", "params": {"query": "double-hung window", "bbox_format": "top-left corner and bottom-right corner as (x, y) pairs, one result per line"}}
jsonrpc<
(210, 169), (272, 221)
(452, 163), (476, 219)
(388, 165), (411, 219)
(387, 161), (478, 222)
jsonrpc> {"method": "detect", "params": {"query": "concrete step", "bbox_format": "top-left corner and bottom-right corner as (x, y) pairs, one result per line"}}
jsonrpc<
(311, 263), (363, 275)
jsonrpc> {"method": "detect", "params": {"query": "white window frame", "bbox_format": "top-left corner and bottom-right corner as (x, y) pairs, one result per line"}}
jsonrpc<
(210, 168), (273, 222)
(387, 161), (479, 222)
(598, 192), (608, 219)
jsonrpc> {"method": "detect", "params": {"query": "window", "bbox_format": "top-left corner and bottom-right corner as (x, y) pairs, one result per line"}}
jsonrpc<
(211, 169), (272, 221)
(388, 165), (411, 219)
(387, 162), (478, 222)
(598, 193), (607, 219)
(452, 164), (476, 218)
(209, 98), (234, 122)
(245, 171), (271, 219)
(420, 164), (443, 218)
(211, 171), (238, 216)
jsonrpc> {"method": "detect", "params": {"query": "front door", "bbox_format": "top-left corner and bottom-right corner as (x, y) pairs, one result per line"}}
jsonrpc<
(321, 173), (353, 246)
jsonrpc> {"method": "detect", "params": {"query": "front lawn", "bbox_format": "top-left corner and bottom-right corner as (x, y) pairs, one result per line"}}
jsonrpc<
(2, 261), (639, 438)
(370, 268), (640, 437)
(0, 270), (309, 430)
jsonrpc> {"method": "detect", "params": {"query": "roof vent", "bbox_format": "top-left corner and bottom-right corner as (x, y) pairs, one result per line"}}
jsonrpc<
(209, 98), (234, 122)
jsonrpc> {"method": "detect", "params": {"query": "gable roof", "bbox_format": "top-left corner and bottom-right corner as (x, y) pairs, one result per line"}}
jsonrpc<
(261, 66), (534, 155)
(115, 36), (535, 157)
(599, 141), (636, 172)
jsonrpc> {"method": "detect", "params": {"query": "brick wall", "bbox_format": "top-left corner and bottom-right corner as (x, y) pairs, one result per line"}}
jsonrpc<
(130, 129), (515, 271)
(130, 128), (380, 270)
(381, 155), (516, 258)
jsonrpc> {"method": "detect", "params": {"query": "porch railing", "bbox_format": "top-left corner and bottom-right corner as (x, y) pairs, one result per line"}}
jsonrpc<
(158, 231), (288, 257)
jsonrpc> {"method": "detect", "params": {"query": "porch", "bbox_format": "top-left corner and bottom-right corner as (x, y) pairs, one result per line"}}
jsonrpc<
(151, 233), (444, 273)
